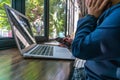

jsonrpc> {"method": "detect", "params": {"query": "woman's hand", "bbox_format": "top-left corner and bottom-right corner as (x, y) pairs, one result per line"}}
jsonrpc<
(85, 0), (111, 18)
(59, 36), (73, 48)
(63, 36), (73, 44)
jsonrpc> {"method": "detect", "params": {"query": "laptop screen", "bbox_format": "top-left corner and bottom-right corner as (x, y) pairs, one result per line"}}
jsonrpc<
(5, 6), (36, 50)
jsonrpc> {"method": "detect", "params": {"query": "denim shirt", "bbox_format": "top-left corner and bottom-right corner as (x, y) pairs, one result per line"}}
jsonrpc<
(72, 3), (120, 80)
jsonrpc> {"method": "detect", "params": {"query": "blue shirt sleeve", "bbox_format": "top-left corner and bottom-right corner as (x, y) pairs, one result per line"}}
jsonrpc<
(72, 8), (120, 60)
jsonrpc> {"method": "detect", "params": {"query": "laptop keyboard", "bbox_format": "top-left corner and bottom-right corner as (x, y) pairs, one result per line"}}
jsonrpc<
(30, 45), (53, 56)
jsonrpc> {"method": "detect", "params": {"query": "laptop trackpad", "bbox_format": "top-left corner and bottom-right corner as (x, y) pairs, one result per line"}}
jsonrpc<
(53, 46), (72, 57)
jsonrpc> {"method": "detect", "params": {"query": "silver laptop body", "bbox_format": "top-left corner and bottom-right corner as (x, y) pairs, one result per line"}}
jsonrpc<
(4, 4), (75, 60)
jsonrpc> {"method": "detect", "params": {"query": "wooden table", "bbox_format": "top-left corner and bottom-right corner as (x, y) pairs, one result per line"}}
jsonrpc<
(0, 48), (74, 80)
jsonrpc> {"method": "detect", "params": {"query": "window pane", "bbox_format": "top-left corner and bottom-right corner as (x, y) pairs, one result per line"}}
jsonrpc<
(0, 1), (11, 38)
(49, 0), (66, 39)
(25, 0), (44, 36)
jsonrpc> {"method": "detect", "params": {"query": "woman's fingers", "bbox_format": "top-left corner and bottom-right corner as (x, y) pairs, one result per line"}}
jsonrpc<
(86, 0), (111, 18)
(91, 0), (97, 7)
(86, 0), (92, 7)
(99, 0), (110, 10)
(95, 0), (103, 8)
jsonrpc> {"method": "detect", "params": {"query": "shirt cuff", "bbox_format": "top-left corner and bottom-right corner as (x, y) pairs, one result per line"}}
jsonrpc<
(85, 14), (98, 21)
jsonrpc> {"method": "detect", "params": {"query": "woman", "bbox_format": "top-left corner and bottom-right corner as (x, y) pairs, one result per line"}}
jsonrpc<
(72, 0), (120, 80)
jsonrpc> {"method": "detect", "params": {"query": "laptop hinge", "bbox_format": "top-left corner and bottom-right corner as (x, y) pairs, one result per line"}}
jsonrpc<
(21, 44), (37, 54)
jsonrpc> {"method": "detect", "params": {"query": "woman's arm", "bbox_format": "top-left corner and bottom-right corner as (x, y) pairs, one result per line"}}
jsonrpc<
(72, 0), (120, 60)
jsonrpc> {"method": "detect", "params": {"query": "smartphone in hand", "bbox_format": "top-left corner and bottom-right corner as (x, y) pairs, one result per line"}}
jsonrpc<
(55, 37), (71, 48)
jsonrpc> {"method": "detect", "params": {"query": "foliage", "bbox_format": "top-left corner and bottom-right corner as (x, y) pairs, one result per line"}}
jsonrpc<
(49, 0), (66, 38)
(0, 0), (66, 38)
(0, 0), (11, 30)
(26, 0), (66, 38)
(26, 0), (44, 22)
(26, 0), (44, 35)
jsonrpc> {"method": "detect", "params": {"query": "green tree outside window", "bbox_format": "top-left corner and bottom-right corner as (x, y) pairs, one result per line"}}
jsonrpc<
(0, 0), (11, 38)
(49, 0), (66, 38)
(26, 0), (66, 39)
(26, 0), (44, 36)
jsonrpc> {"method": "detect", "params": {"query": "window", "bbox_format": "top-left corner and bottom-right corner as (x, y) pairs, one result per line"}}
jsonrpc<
(25, 0), (67, 42)
(25, 0), (84, 43)
(0, 0), (85, 50)
(25, 0), (44, 37)
(49, 0), (67, 39)
(0, 0), (26, 50)
(66, 0), (87, 36)
(0, 0), (16, 50)
(25, 0), (48, 42)
(67, 0), (79, 36)
(0, 0), (12, 38)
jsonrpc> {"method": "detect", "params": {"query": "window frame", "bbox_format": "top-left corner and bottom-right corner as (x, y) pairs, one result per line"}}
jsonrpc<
(25, 0), (68, 43)
(0, 0), (25, 50)
(0, 37), (16, 50)
(33, 0), (49, 43)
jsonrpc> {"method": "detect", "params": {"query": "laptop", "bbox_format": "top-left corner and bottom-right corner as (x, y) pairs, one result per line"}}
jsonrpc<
(4, 4), (75, 60)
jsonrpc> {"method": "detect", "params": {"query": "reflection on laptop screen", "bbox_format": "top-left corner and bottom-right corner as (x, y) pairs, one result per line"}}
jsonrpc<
(8, 9), (36, 49)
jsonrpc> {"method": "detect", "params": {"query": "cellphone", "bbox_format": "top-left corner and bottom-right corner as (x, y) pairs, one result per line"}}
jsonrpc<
(55, 37), (71, 48)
